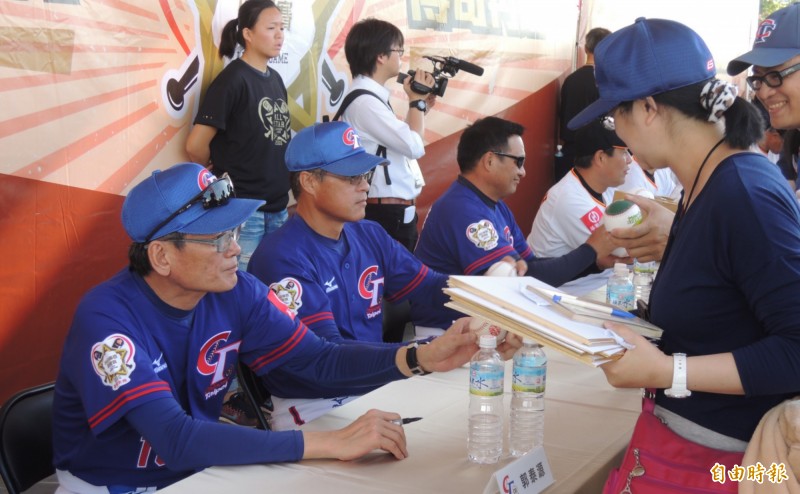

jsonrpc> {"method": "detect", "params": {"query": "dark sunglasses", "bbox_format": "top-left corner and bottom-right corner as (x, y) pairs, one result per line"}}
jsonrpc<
(144, 173), (235, 243)
(746, 62), (800, 91)
(491, 151), (525, 169)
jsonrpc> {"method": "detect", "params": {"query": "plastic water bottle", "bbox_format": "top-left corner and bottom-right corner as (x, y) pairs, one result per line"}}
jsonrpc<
(468, 334), (504, 464)
(607, 262), (635, 310)
(632, 259), (656, 304)
(509, 338), (546, 457)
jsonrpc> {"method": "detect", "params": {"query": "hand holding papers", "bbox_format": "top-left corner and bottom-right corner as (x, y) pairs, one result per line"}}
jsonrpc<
(444, 276), (663, 366)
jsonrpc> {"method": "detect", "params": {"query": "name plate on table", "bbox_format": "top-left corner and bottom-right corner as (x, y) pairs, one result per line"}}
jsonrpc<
(482, 447), (554, 494)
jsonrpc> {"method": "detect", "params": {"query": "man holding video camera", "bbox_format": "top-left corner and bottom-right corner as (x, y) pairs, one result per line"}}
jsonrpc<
(340, 18), (437, 251)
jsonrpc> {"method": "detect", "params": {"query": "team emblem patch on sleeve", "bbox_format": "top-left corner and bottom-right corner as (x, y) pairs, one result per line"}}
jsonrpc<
(466, 219), (499, 250)
(91, 334), (136, 391)
(269, 277), (303, 315)
(580, 206), (604, 232)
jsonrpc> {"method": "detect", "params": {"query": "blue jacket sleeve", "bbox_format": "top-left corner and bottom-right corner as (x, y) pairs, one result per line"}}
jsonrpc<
(125, 397), (304, 470)
(525, 243), (598, 287)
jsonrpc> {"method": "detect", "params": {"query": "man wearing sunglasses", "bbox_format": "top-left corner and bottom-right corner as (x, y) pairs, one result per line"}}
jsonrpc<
(247, 122), (520, 429)
(527, 119), (631, 291)
(51, 160), (502, 491)
(412, 117), (619, 335)
(728, 3), (800, 195)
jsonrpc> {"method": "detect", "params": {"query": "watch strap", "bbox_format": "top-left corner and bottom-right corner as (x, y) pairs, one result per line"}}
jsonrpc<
(405, 342), (431, 376)
(409, 99), (427, 112)
(665, 353), (691, 398)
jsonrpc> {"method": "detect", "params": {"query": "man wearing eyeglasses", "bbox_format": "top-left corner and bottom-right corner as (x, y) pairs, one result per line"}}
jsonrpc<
(412, 117), (619, 335)
(338, 18), (437, 252)
(247, 122), (521, 429)
(51, 159), (498, 491)
(527, 119), (631, 292)
(728, 3), (800, 194)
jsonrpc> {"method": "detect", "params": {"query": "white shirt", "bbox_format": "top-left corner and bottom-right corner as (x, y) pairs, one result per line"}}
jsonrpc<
(342, 76), (425, 200)
(528, 170), (615, 258)
(529, 171), (615, 296)
(618, 160), (678, 198)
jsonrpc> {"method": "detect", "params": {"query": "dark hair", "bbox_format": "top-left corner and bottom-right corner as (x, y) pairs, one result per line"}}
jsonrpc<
(616, 79), (762, 149)
(128, 233), (185, 276)
(574, 149), (613, 169)
(585, 28), (612, 55)
(289, 171), (303, 199)
(345, 19), (404, 77)
(219, 0), (278, 59)
(457, 117), (525, 173)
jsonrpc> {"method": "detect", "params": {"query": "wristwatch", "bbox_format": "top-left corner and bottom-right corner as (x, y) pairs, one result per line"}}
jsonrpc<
(664, 353), (692, 398)
(405, 342), (432, 376)
(409, 99), (427, 113)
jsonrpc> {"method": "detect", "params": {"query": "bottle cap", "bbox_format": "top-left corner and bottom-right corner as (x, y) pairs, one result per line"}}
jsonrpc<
(478, 334), (497, 348)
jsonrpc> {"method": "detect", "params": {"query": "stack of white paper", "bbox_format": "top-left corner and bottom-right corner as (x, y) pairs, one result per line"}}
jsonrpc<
(445, 275), (635, 366)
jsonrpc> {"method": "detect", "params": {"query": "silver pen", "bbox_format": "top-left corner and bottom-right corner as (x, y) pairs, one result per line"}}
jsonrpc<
(391, 417), (422, 425)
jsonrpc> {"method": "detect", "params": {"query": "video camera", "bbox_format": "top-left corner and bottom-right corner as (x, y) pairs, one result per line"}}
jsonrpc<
(397, 56), (484, 97)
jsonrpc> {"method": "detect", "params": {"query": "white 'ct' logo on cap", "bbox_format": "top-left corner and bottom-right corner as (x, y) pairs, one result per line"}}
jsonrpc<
(342, 126), (361, 150)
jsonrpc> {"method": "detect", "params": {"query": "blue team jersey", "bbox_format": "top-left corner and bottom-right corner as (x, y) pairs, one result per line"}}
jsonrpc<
(248, 216), (447, 397)
(412, 177), (534, 328)
(53, 269), (402, 487)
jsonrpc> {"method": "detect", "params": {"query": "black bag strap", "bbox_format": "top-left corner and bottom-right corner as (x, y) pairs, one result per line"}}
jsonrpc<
(330, 89), (392, 184)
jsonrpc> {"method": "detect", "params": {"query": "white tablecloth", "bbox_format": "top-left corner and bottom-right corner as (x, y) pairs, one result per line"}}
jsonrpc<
(161, 351), (640, 493)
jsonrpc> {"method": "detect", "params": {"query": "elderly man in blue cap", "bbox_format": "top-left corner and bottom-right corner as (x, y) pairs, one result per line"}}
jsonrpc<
(51, 153), (485, 491)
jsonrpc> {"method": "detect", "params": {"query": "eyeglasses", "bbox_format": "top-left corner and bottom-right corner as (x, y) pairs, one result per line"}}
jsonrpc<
(164, 226), (241, 253)
(144, 173), (234, 243)
(316, 168), (376, 186)
(390, 48), (405, 56)
(492, 151), (525, 169)
(746, 62), (800, 91)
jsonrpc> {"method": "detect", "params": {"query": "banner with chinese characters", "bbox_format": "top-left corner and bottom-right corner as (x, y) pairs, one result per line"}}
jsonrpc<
(0, 0), (577, 402)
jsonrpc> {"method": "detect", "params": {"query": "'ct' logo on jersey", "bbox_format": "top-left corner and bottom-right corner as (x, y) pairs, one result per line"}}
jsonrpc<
(197, 331), (241, 398)
(358, 265), (384, 319)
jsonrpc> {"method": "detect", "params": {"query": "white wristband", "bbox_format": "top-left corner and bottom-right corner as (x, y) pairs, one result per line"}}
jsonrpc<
(664, 353), (691, 398)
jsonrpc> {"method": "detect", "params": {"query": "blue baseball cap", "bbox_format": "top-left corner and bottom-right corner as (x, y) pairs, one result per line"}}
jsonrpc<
(122, 163), (265, 243)
(728, 3), (800, 75)
(568, 18), (716, 130)
(285, 121), (388, 175)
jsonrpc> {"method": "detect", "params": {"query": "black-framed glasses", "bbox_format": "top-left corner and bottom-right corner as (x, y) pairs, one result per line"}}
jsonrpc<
(746, 62), (800, 91)
(491, 151), (525, 169)
(390, 48), (405, 56)
(163, 226), (241, 253)
(316, 168), (376, 186)
(144, 173), (234, 243)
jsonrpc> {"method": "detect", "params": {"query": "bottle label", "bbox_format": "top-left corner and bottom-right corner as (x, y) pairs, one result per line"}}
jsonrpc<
(607, 287), (635, 310)
(512, 365), (546, 394)
(469, 365), (504, 396)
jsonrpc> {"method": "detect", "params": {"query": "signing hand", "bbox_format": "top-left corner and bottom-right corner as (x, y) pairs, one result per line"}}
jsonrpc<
(303, 409), (408, 461)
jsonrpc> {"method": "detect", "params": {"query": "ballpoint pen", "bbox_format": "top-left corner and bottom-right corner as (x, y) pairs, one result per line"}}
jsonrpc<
(391, 417), (422, 425)
(529, 286), (635, 319)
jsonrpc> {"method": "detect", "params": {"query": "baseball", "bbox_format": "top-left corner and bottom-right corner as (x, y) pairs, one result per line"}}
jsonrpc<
(604, 200), (643, 257)
(632, 188), (655, 199)
(485, 261), (517, 277)
(469, 317), (507, 342)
